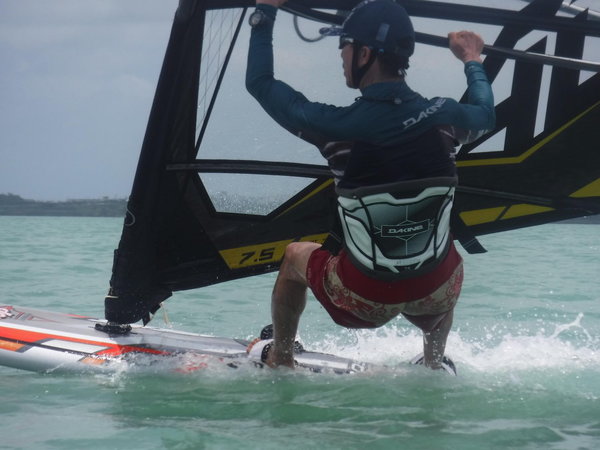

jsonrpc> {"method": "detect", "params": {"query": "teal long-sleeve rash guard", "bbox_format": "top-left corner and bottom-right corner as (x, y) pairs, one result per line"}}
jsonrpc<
(245, 4), (496, 188)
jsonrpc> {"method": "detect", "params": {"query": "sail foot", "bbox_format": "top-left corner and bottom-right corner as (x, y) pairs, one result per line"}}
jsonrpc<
(104, 289), (171, 325)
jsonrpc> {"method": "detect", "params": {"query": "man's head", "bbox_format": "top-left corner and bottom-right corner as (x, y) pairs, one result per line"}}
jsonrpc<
(323, 0), (415, 88)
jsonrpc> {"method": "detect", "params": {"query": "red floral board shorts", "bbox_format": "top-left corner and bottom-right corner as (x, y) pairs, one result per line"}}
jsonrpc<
(306, 244), (464, 329)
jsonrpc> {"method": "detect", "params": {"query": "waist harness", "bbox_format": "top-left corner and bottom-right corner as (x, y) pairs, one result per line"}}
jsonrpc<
(336, 177), (457, 280)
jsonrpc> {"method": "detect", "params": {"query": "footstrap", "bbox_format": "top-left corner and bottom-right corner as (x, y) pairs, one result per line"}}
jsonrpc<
(410, 353), (457, 376)
(247, 338), (273, 363)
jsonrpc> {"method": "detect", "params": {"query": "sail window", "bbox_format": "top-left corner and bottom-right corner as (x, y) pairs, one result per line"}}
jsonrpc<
(195, 11), (354, 166)
(197, 8), (246, 137)
(199, 173), (317, 215)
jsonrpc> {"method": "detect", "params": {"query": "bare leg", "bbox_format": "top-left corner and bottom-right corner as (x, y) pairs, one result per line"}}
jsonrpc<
(402, 309), (454, 370)
(267, 242), (321, 368)
(422, 309), (453, 369)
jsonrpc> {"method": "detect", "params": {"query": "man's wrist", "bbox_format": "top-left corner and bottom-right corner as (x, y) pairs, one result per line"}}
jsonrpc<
(463, 56), (483, 64)
(255, 3), (278, 20)
(249, 9), (271, 27)
(249, 4), (277, 28)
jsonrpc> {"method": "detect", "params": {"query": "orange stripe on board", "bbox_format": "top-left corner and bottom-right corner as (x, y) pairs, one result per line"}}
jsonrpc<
(0, 325), (164, 357)
(80, 357), (108, 366)
(0, 338), (24, 351)
(96, 346), (165, 357)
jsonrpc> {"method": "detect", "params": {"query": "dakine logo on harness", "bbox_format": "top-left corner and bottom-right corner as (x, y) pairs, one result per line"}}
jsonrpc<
(376, 220), (430, 240)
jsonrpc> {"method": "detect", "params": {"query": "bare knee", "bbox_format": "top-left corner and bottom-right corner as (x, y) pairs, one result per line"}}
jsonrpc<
(279, 242), (320, 284)
(283, 242), (305, 262)
(280, 243), (303, 276)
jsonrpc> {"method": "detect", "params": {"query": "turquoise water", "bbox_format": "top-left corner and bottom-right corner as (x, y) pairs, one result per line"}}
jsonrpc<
(1, 216), (599, 449)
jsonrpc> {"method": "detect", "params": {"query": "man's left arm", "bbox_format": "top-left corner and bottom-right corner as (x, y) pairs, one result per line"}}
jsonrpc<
(446, 31), (496, 142)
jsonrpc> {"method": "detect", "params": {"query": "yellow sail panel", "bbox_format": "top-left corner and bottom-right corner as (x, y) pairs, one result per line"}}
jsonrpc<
(501, 204), (554, 220)
(219, 239), (293, 269)
(298, 233), (329, 245)
(456, 101), (600, 169)
(219, 233), (328, 269)
(460, 207), (506, 226)
(570, 178), (600, 198)
(276, 179), (334, 218)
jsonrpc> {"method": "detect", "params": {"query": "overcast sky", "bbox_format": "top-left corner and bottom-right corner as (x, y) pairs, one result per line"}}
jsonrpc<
(1, 0), (597, 201)
(0, 0), (481, 201)
(0, 0), (178, 200)
(0, 0), (428, 201)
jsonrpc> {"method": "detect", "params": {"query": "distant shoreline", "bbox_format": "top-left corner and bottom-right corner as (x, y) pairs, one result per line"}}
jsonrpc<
(1, 192), (598, 223)
(0, 193), (126, 217)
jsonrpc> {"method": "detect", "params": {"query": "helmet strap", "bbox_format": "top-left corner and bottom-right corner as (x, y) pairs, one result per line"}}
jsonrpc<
(351, 44), (377, 89)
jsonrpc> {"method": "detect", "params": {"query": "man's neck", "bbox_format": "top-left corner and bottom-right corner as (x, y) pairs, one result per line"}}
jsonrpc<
(359, 73), (404, 90)
(358, 62), (404, 89)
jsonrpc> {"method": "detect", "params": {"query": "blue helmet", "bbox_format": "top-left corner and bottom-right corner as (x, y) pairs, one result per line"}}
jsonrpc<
(321, 0), (415, 58)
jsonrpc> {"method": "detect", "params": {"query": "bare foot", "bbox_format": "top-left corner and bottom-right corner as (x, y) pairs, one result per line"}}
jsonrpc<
(265, 345), (295, 369)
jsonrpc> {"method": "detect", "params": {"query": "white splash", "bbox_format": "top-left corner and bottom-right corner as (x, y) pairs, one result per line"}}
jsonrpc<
(310, 313), (600, 374)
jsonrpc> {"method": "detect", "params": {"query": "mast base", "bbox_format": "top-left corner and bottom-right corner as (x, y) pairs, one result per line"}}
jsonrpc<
(95, 322), (132, 335)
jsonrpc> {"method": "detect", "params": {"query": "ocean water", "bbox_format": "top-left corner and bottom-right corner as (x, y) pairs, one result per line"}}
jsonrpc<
(0, 215), (599, 450)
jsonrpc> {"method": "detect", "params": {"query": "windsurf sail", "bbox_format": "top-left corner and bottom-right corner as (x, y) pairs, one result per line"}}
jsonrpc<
(105, 0), (600, 325)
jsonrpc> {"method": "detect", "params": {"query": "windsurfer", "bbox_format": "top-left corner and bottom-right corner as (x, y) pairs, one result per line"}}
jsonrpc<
(246, 0), (495, 369)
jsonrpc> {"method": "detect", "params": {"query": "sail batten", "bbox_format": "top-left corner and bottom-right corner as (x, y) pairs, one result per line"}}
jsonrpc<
(167, 160), (331, 178)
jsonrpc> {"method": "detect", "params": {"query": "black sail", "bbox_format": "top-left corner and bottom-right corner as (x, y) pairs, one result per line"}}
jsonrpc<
(106, 0), (600, 324)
